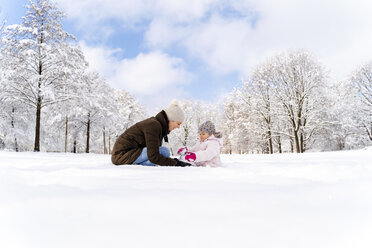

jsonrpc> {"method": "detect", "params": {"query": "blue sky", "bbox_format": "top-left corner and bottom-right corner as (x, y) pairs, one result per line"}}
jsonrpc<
(2, 0), (372, 113)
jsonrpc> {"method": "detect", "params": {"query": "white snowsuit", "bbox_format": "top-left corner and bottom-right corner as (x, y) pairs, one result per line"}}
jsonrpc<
(188, 135), (223, 167)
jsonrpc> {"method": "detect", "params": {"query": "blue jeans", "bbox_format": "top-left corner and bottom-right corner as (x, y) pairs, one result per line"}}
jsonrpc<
(133, 147), (171, 166)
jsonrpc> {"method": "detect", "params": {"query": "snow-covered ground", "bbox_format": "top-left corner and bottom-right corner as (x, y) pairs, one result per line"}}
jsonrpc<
(1, 149), (372, 248)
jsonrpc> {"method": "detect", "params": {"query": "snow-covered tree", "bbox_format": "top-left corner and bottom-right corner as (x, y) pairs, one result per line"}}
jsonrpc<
(1, 0), (85, 151)
(265, 50), (329, 153)
(0, 17), (6, 149)
(71, 72), (111, 153)
(224, 50), (330, 154)
(1, 2), (145, 154)
(108, 90), (145, 154)
(1, 18), (34, 151)
(221, 90), (255, 154)
(244, 64), (280, 154)
(113, 90), (145, 131)
(321, 81), (367, 150)
(350, 62), (372, 141)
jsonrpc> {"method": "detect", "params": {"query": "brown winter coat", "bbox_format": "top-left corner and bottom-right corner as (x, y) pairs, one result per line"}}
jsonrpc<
(111, 111), (177, 166)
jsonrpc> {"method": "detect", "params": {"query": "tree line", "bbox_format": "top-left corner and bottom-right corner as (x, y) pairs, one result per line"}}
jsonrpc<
(221, 52), (372, 154)
(0, 0), (144, 153)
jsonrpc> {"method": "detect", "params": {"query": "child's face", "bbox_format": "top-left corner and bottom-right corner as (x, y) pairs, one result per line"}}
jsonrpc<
(199, 132), (211, 142)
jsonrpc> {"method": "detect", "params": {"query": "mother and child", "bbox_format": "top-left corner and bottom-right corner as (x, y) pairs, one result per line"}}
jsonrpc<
(111, 100), (223, 167)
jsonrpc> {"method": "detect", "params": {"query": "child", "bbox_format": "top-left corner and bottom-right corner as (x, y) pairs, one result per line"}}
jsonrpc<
(178, 121), (223, 167)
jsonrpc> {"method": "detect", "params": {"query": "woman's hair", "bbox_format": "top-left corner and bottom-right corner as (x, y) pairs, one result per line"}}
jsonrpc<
(213, 132), (222, 138)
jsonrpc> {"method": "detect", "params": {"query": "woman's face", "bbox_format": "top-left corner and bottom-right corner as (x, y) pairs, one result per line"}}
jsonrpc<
(169, 121), (182, 131)
(199, 132), (211, 142)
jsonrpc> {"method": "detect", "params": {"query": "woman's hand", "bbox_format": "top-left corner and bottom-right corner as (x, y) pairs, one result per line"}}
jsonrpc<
(173, 158), (192, 167)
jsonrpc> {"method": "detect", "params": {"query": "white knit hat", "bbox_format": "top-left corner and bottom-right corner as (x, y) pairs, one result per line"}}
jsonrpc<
(164, 100), (185, 122)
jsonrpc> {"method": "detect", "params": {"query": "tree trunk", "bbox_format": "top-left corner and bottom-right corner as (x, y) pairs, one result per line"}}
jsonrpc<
(34, 96), (42, 152)
(11, 107), (19, 152)
(34, 30), (43, 152)
(294, 130), (300, 153)
(103, 127), (107, 154)
(73, 138), (77, 153)
(277, 136), (282, 153)
(290, 137), (294, 153)
(267, 130), (273, 154)
(65, 116), (68, 152)
(297, 108), (304, 153)
(14, 138), (18, 152)
(85, 112), (90, 153)
(183, 125), (189, 146)
(366, 122), (372, 141)
(300, 132), (304, 153)
(108, 129), (111, 154)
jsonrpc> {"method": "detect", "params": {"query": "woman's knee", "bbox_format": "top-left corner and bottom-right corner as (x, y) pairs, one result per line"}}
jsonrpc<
(141, 160), (156, 166)
(159, 146), (170, 157)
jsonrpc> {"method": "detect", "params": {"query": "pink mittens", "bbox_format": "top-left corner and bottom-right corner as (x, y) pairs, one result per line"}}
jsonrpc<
(178, 148), (196, 163)
(177, 147), (188, 155)
(184, 152), (196, 162)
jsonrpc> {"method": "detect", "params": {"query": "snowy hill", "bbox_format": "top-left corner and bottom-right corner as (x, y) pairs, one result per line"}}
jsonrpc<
(1, 149), (372, 248)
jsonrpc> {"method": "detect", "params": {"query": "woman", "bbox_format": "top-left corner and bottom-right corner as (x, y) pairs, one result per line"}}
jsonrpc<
(111, 100), (190, 167)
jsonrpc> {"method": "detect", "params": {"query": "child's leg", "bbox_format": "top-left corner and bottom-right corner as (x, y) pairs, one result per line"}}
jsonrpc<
(133, 147), (170, 166)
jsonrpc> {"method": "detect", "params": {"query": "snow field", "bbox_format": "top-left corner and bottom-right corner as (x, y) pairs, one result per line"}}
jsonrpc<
(0, 149), (372, 248)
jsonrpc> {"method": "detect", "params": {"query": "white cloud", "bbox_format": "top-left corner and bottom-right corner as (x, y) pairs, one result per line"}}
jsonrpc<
(79, 42), (191, 112)
(79, 41), (121, 78)
(111, 51), (191, 95)
(143, 0), (372, 81)
(144, 15), (256, 75)
(56, 0), (147, 24)
(67, 0), (372, 103)
(145, 19), (188, 49)
(152, 0), (215, 22)
(56, 0), (217, 27)
(250, 0), (372, 81)
(183, 15), (255, 75)
(144, 14), (259, 77)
